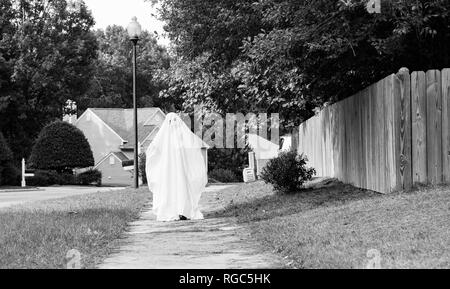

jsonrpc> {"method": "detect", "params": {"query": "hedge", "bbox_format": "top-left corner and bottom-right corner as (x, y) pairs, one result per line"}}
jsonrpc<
(29, 121), (94, 172)
(27, 169), (102, 187)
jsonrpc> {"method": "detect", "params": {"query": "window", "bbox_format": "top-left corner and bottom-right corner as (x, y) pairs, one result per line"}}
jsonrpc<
(109, 156), (115, 165)
(86, 112), (91, 121)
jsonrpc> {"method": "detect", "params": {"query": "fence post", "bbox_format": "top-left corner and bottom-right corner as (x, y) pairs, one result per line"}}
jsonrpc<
(441, 69), (450, 183)
(396, 67), (412, 190)
(426, 69), (443, 184)
(411, 71), (427, 184)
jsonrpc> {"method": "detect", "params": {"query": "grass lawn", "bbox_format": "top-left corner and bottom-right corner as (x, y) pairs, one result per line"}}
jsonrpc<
(209, 180), (450, 269)
(0, 187), (151, 269)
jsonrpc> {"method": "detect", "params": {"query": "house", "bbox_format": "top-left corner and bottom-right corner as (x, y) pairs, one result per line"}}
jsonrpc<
(72, 108), (209, 186)
(247, 134), (292, 176)
(74, 107), (165, 185)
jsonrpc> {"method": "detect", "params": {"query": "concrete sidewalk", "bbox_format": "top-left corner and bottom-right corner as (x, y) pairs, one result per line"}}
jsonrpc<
(99, 185), (285, 269)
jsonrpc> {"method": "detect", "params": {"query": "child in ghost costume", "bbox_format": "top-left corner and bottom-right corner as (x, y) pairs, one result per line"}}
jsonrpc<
(145, 113), (207, 221)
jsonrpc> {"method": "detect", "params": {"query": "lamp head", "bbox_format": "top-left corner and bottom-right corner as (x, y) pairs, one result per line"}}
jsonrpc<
(127, 16), (142, 42)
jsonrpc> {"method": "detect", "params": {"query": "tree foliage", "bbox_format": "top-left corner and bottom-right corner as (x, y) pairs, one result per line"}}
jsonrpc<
(80, 25), (172, 111)
(0, 132), (12, 164)
(0, 132), (15, 185)
(0, 0), (98, 159)
(154, 0), (450, 127)
(29, 121), (94, 172)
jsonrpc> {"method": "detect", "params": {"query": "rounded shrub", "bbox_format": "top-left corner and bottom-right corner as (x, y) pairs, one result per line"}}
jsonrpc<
(29, 121), (94, 172)
(260, 150), (316, 194)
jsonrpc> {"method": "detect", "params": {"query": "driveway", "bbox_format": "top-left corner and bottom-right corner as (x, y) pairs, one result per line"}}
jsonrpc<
(0, 186), (126, 209)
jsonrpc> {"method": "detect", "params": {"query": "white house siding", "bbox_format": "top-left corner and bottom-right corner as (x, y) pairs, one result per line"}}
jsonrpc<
(96, 157), (133, 186)
(76, 110), (124, 164)
(144, 110), (165, 126)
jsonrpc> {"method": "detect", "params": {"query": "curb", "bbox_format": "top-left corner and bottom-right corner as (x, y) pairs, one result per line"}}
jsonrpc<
(0, 188), (44, 193)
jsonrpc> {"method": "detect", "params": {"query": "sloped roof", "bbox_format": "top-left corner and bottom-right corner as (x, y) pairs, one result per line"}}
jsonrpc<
(94, 151), (130, 169)
(248, 134), (279, 159)
(90, 108), (162, 146)
(112, 151), (129, 162)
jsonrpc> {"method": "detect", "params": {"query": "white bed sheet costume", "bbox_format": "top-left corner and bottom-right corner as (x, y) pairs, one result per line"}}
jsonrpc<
(145, 113), (207, 221)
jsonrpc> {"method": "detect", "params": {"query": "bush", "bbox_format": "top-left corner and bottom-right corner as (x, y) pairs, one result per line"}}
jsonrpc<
(27, 170), (60, 187)
(208, 148), (250, 182)
(59, 172), (76, 185)
(76, 169), (102, 186)
(26, 170), (76, 187)
(209, 168), (239, 183)
(29, 121), (94, 172)
(26, 172), (49, 187)
(261, 151), (315, 194)
(139, 153), (147, 184)
(27, 169), (102, 187)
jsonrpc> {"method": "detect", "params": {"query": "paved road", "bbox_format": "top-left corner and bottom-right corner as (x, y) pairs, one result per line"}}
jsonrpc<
(99, 185), (286, 269)
(0, 186), (126, 209)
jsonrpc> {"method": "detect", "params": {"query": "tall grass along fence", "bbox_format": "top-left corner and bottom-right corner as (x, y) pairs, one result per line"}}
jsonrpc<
(298, 68), (450, 194)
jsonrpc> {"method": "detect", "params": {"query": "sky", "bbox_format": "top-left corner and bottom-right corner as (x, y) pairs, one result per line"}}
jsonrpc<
(83, 0), (170, 46)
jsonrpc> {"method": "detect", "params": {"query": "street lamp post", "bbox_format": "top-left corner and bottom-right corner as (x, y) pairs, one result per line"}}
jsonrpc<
(127, 17), (142, 189)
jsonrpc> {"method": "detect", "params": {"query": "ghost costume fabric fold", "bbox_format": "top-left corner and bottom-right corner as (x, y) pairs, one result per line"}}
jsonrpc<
(145, 113), (207, 221)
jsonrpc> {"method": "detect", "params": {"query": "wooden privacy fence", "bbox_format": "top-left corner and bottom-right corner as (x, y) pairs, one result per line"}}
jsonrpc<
(298, 68), (450, 194)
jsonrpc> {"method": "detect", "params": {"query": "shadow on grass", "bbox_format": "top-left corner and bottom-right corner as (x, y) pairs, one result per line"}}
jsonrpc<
(208, 179), (382, 223)
(206, 180), (450, 268)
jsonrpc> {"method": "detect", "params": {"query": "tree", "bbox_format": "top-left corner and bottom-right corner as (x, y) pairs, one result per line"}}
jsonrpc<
(153, 0), (269, 114)
(151, 0), (450, 179)
(235, 0), (450, 126)
(29, 121), (94, 172)
(156, 0), (266, 63)
(0, 132), (12, 163)
(153, 0), (450, 127)
(0, 132), (14, 185)
(0, 0), (98, 160)
(80, 25), (172, 112)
